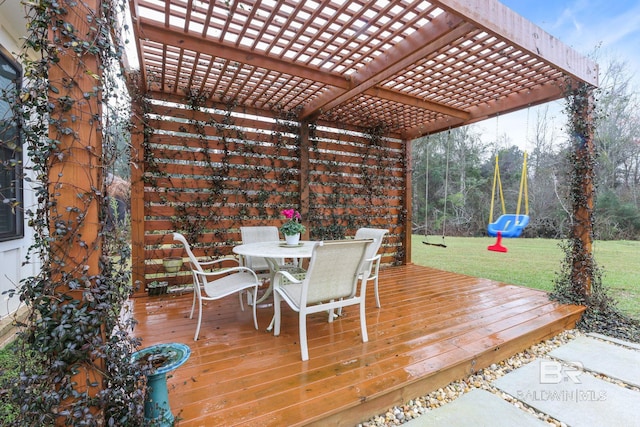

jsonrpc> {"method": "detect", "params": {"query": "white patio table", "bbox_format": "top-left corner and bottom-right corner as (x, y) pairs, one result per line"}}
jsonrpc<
(232, 240), (316, 304)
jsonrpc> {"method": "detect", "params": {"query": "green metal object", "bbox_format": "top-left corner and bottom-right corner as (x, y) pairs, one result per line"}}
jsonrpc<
(132, 343), (191, 426)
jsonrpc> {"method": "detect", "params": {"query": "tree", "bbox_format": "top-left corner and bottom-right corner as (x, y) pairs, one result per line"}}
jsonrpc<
(595, 58), (640, 191)
(528, 106), (572, 237)
(412, 127), (486, 236)
(592, 56), (640, 239)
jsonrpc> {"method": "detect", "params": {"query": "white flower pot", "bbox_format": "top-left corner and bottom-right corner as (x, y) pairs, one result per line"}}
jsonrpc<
(285, 233), (300, 246)
(163, 257), (183, 273)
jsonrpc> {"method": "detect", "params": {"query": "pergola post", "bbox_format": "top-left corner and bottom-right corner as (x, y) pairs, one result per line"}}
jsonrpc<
(299, 121), (310, 239)
(46, 0), (104, 420)
(569, 85), (596, 297)
(403, 137), (412, 264)
(128, 74), (146, 296)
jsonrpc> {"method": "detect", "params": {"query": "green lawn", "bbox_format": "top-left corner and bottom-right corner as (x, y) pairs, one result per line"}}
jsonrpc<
(412, 235), (640, 319)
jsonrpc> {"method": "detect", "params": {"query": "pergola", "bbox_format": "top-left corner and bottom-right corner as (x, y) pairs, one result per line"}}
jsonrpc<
(1, 1), (599, 423)
(129, 0), (597, 135)
(126, 0), (598, 294)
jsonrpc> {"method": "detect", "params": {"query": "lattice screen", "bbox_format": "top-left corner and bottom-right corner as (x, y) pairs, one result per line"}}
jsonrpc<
(139, 96), (404, 290)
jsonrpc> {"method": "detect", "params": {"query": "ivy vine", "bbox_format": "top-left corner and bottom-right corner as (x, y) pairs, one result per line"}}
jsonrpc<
(551, 81), (640, 342)
(6, 1), (146, 425)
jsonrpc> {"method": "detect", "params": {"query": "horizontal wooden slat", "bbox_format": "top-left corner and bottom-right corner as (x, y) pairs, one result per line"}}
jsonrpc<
(144, 177), (298, 192)
(313, 129), (405, 149)
(148, 127), (297, 151)
(147, 145), (295, 166)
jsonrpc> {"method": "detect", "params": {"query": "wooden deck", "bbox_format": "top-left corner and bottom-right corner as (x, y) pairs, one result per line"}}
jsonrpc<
(131, 264), (584, 426)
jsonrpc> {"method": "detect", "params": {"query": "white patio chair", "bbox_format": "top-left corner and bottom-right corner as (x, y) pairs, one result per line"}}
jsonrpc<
(240, 226), (281, 277)
(173, 232), (259, 340)
(240, 226), (306, 300)
(240, 226), (305, 273)
(354, 228), (388, 307)
(272, 239), (373, 361)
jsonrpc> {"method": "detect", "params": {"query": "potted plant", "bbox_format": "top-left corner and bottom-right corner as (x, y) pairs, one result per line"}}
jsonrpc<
(280, 208), (306, 245)
(162, 256), (183, 273)
(147, 280), (169, 296)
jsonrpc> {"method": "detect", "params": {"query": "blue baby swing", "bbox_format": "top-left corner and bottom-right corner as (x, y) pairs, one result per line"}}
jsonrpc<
(487, 152), (529, 252)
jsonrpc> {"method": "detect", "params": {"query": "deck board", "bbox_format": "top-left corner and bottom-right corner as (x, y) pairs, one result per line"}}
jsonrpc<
(130, 264), (584, 426)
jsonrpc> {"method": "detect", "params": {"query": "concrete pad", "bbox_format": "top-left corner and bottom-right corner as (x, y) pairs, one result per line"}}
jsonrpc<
(549, 335), (640, 387)
(403, 389), (547, 427)
(494, 358), (640, 426)
(586, 332), (640, 350)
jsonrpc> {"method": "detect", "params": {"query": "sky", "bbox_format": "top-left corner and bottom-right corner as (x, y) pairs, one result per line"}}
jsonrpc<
(478, 0), (640, 151)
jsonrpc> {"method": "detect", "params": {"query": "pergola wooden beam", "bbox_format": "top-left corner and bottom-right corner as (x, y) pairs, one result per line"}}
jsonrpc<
(299, 12), (473, 120)
(403, 79), (565, 138)
(137, 18), (347, 89)
(136, 18), (470, 120)
(436, 0), (598, 87)
(365, 87), (471, 121)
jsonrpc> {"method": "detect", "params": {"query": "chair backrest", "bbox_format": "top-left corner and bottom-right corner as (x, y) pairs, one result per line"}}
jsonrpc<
(173, 232), (204, 272)
(240, 226), (280, 243)
(173, 232), (206, 299)
(302, 239), (372, 305)
(354, 228), (388, 272)
(240, 226), (282, 270)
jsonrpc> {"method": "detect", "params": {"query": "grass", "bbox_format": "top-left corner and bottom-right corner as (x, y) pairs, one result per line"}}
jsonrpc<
(0, 340), (29, 423)
(413, 235), (640, 319)
(0, 347), (16, 423)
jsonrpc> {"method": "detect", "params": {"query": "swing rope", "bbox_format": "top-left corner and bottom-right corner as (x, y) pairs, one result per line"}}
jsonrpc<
(488, 154), (506, 224)
(441, 128), (451, 244)
(517, 106), (530, 217)
(424, 134), (430, 237)
(489, 152), (529, 222)
(422, 130), (449, 248)
(516, 152), (529, 216)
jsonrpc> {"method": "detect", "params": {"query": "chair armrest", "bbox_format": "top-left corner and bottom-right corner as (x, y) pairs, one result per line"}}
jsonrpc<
(194, 265), (259, 281)
(195, 257), (240, 273)
(273, 270), (303, 287)
(365, 254), (381, 264)
(360, 254), (381, 275)
(370, 254), (382, 275)
(198, 256), (239, 267)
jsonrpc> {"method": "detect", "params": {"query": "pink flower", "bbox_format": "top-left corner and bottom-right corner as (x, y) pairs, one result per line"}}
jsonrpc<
(281, 208), (301, 221)
(280, 208), (306, 235)
(280, 209), (293, 219)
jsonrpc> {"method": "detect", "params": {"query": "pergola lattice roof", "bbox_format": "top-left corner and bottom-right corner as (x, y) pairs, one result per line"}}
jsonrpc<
(129, 0), (598, 139)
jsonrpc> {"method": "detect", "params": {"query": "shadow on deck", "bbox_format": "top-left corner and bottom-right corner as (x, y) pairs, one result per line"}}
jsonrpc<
(131, 264), (584, 426)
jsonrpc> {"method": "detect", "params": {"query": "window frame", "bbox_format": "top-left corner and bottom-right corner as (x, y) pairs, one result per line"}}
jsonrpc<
(0, 45), (23, 242)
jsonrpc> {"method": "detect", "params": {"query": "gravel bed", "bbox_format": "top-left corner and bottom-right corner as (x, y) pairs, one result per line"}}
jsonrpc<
(357, 330), (582, 427)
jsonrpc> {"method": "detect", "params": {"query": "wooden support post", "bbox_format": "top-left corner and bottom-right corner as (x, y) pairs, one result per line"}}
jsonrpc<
(299, 121), (310, 240)
(570, 85), (596, 297)
(46, 0), (104, 422)
(129, 79), (147, 297)
(403, 138), (412, 265)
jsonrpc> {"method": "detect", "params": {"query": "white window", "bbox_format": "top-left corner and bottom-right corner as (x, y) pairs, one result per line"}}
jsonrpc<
(0, 47), (22, 241)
